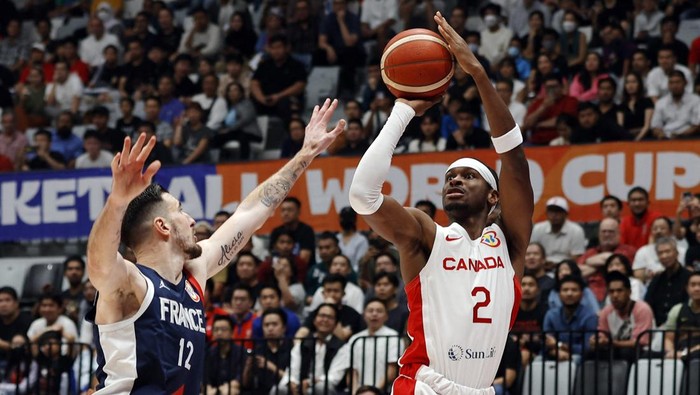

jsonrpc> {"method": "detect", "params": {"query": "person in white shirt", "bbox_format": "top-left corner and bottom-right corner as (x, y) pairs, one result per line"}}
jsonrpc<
(634, 0), (665, 42)
(26, 294), (78, 346)
(45, 60), (83, 117)
(79, 17), (121, 68)
(479, 3), (513, 67)
(360, 0), (397, 50)
(192, 74), (227, 130)
(345, 298), (403, 394)
(646, 46), (693, 101)
(179, 8), (222, 59)
(509, 0), (551, 38)
(650, 70), (700, 139)
(75, 130), (114, 169)
(484, 79), (526, 131)
(309, 255), (365, 314)
(530, 196), (587, 263)
(633, 216), (688, 283)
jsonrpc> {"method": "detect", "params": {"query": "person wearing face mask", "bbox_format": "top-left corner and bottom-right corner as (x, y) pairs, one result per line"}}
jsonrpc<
(559, 11), (587, 74)
(479, 3), (513, 68)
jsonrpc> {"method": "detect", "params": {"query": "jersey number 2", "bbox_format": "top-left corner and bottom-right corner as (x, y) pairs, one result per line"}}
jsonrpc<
(472, 287), (492, 324)
(178, 338), (193, 370)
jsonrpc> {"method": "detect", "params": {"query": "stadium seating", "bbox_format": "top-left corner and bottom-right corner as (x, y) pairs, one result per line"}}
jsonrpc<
(627, 359), (684, 395)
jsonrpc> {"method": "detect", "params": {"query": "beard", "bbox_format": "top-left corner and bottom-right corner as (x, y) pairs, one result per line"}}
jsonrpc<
(174, 226), (203, 259)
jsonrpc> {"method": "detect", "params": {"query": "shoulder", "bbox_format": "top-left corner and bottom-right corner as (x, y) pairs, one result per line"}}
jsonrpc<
(634, 300), (654, 315)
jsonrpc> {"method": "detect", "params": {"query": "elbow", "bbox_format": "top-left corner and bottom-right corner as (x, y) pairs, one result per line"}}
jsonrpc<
(349, 178), (382, 216)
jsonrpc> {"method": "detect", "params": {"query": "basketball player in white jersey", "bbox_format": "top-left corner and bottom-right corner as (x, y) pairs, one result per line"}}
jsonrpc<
(349, 13), (534, 395)
(86, 99), (344, 394)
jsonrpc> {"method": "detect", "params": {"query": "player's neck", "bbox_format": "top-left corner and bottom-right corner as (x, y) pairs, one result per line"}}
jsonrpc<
(136, 245), (186, 284)
(453, 216), (490, 240)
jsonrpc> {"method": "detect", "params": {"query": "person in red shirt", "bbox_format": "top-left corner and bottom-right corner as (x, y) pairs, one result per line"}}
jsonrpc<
(229, 284), (258, 350)
(59, 39), (90, 84)
(18, 44), (54, 84)
(523, 74), (579, 145)
(620, 186), (662, 249)
(578, 218), (637, 302)
(204, 280), (229, 341)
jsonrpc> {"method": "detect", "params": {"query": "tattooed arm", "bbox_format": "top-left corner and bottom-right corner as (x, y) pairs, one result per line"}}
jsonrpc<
(191, 99), (345, 282)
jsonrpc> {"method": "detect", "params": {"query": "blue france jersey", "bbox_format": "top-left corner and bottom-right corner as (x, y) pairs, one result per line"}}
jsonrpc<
(90, 264), (206, 394)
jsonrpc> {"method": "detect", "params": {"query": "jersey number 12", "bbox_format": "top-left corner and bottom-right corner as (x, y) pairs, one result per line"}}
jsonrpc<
(472, 287), (492, 324)
(178, 338), (194, 370)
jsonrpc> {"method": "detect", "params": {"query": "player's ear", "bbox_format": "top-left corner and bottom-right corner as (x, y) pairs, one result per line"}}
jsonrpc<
(153, 216), (170, 237)
(488, 189), (499, 206)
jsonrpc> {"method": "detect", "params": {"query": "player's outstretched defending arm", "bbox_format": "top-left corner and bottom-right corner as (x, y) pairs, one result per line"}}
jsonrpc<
(192, 99), (345, 283)
(349, 98), (440, 283)
(435, 11), (533, 278)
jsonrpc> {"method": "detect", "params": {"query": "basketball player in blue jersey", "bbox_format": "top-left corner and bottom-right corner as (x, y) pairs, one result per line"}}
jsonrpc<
(86, 99), (345, 394)
(349, 13), (534, 395)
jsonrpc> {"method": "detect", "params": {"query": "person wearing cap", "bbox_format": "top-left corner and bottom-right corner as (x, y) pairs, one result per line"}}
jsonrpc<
(18, 43), (54, 85)
(530, 196), (587, 264)
(350, 13), (533, 394)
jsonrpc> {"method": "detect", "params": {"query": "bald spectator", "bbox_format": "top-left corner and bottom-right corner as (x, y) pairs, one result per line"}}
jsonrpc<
(578, 218), (637, 303)
(530, 196), (587, 263)
(0, 112), (27, 170)
(620, 186), (662, 250)
(650, 70), (700, 139)
(79, 17), (120, 68)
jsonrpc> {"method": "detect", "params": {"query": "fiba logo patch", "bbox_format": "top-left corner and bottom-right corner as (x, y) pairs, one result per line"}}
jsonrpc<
(448, 345), (463, 361)
(480, 231), (501, 248)
(185, 281), (200, 303)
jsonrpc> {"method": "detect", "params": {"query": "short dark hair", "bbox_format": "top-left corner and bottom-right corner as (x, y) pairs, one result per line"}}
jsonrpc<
(0, 286), (18, 300)
(35, 129), (52, 140)
(283, 196), (301, 209)
(213, 314), (234, 329)
(120, 97), (135, 107)
(375, 252), (398, 267)
(214, 210), (231, 218)
(260, 284), (282, 299)
(274, 229), (296, 243)
(415, 200), (437, 218)
(688, 271), (700, 285)
(577, 101), (598, 113)
(230, 283), (255, 303)
(600, 195), (622, 209)
(559, 274), (584, 291)
(356, 385), (383, 395)
(658, 44), (677, 57)
(262, 307), (287, 326)
(605, 271), (631, 289)
(236, 252), (260, 266)
(322, 273), (347, 289)
(268, 33), (288, 46)
(373, 271), (399, 287)
(598, 76), (617, 91)
(653, 216), (673, 229)
(186, 102), (204, 113)
(314, 303), (339, 321)
(364, 297), (387, 310)
(318, 231), (339, 244)
(38, 293), (63, 306)
(347, 118), (363, 129)
(627, 186), (649, 200)
(225, 53), (244, 64)
(496, 78), (514, 92)
(661, 15), (679, 28)
(83, 129), (101, 142)
(145, 95), (161, 106)
(121, 183), (169, 249)
(63, 255), (85, 272)
(521, 273), (539, 285)
(668, 69), (687, 82)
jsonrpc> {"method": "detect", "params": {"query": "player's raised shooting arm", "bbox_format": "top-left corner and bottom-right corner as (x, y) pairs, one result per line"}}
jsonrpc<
(197, 99), (344, 280)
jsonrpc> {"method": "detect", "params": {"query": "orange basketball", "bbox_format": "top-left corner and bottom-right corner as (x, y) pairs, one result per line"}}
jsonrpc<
(380, 28), (455, 99)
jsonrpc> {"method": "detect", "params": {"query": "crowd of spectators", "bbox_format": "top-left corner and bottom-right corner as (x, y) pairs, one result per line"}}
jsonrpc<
(2, 0), (700, 172)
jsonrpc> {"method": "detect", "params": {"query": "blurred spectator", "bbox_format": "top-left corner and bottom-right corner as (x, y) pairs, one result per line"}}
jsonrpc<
(548, 260), (600, 313)
(525, 242), (555, 304)
(219, 54), (252, 98)
(621, 186), (662, 249)
(674, 193), (700, 247)
(229, 284), (258, 349)
(119, 39), (158, 99)
(531, 196), (586, 263)
(502, 40), (530, 84)
(521, 10), (545, 61)
(483, 79), (526, 133)
(524, 74), (578, 145)
(440, 96), (462, 139)
(336, 118), (369, 156)
(631, 50), (652, 83)
(0, 333), (33, 393)
(192, 74), (227, 130)
(269, 197), (316, 267)
(17, 65), (49, 128)
(306, 231), (341, 296)
(646, 16), (689, 67)
(591, 271), (654, 362)
(509, 0), (551, 38)
(77, 279), (95, 336)
(211, 82), (262, 160)
(90, 106), (127, 154)
(289, 303), (349, 394)
(0, 287), (32, 361)
(356, 385), (383, 395)
(18, 43), (53, 85)
(359, 0), (397, 55)
(34, 330), (77, 395)
(408, 112), (446, 153)
(256, 7), (287, 55)
(414, 200), (436, 220)
(60, 256), (85, 325)
(621, 72), (654, 141)
(569, 52), (609, 102)
(604, 253), (646, 301)
(179, 7), (223, 59)
(447, 105), (490, 151)
(309, 255), (364, 314)
(464, 31), (492, 74)
(337, 207), (368, 272)
(144, 96), (175, 147)
(689, 35), (700, 78)
(479, 3), (512, 67)
(137, 121), (174, 166)
(318, 0), (365, 97)
(651, 70), (700, 139)
(448, 5), (468, 38)
(543, 275), (598, 361)
(243, 308), (293, 394)
(27, 294), (78, 345)
(251, 34), (307, 121)
(363, 252), (405, 299)
(206, 315), (244, 394)
(644, 237), (690, 325)
(558, 11), (587, 74)
(269, 257), (307, 317)
(194, 221), (213, 241)
(116, 98), (142, 138)
(686, 220), (700, 270)
(223, 12), (257, 60)
(20, 129), (66, 171)
(359, 63), (390, 113)
(252, 285), (301, 339)
(493, 335), (519, 395)
(634, 0), (664, 43)
(89, 45), (121, 89)
(231, 253), (264, 303)
(599, 24), (635, 77)
(399, 0), (443, 31)
(45, 60), (83, 117)
(362, 88), (392, 141)
(79, 17), (121, 68)
(173, 55), (198, 98)
(173, 102), (214, 164)
(50, 111), (83, 166)
(61, 39), (90, 84)
(594, 0), (633, 34)
(579, 218), (636, 302)
(32, 17), (57, 60)
(156, 76), (184, 126)
(281, 118), (305, 158)
(571, 101), (630, 143)
(525, 52), (567, 101)
(549, 113), (576, 146)
(647, 47), (693, 101)
(663, 271), (700, 359)
(512, 274), (547, 365)
(204, 280), (229, 342)
(0, 18), (27, 76)
(259, 231), (306, 284)
(299, 275), (364, 342)
(372, 271), (408, 335)
(0, 111), (27, 170)
(75, 130), (115, 169)
(156, 8), (184, 57)
(124, 12), (157, 52)
(346, 298), (402, 394)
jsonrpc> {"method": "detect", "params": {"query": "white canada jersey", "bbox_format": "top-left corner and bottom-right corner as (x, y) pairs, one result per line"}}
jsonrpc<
(398, 222), (521, 390)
